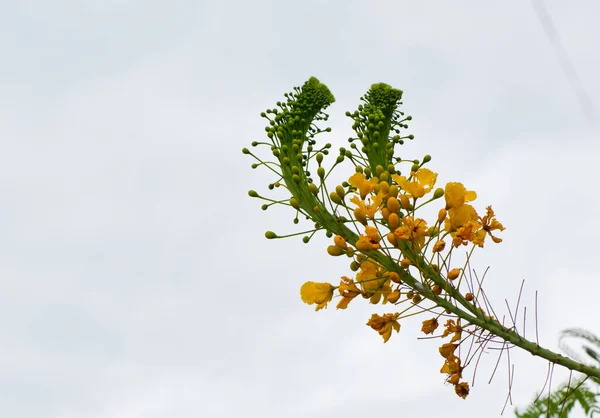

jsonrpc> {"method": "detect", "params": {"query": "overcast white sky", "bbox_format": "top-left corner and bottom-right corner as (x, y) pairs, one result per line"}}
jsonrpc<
(1, 1), (599, 417)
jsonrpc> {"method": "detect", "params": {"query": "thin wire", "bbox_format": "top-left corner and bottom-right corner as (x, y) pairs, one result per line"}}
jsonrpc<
(531, 0), (595, 124)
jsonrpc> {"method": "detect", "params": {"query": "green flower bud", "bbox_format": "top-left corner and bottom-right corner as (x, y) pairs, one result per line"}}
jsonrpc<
(336, 155), (344, 164)
(423, 155), (431, 163)
(411, 164), (420, 172)
(433, 188), (444, 199)
(248, 190), (259, 198)
(290, 197), (300, 209)
(242, 148), (250, 154)
(309, 183), (319, 195)
(292, 174), (300, 183)
(335, 185), (345, 199)
(265, 231), (277, 239)
(330, 192), (342, 205)
(317, 167), (325, 178)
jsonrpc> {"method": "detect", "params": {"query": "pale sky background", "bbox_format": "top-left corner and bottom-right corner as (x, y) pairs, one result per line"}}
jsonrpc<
(1, 1), (599, 417)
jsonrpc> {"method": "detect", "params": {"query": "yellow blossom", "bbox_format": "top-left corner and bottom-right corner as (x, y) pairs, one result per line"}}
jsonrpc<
(300, 281), (334, 311)
(442, 319), (463, 342)
(350, 194), (384, 219)
(445, 204), (478, 231)
(349, 172), (378, 199)
(356, 260), (391, 303)
(355, 226), (381, 251)
(421, 318), (439, 335)
(392, 168), (438, 198)
(439, 343), (458, 358)
(337, 276), (363, 309)
(455, 382), (470, 399)
(393, 216), (429, 248)
(444, 182), (477, 209)
(473, 206), (505, 247)
(432, 240), (446, 253)
(366, 313), (401, 343)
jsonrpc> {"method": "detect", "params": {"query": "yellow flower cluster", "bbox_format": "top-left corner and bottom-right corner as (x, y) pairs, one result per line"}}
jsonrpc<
(298, 165), (505, 398)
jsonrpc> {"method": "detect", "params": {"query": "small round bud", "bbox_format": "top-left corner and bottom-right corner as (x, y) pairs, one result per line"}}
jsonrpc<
(265, 231), (277, 239)
(248, 190), (259, 198)
(325, 231), (333, 238)
(327, 245), (345, 256)
(261, 204), (268, 211)
(447, 268), (461, 281)
(290, 197), (300, 210)
(411, 164), (420, 172)
(335, 185), (346, 199)
(309, 183), (319, 195)
(379, 172), (389, 182)
(388, 213), (400, 230)
(400, 258), (411, 268)
(399, 194), (410, 210)
(316, 153), (324, 164)
(389, 185), (399, 198)
(375, 165), (385, 177)
(330, 192), (342, 205)
(433, 188), (444, 199)
(465, 293), (474, 301)
(388, 290), (401, 304)
(317, 167), (325, 178)
(438, 208), (447, 223)
(302, 236), (310, 243)
(387, 197), (400, 214)
(408, 134), (414, 139)
(423, 155), (431, 163)
(336, 155), (344, 164)
(412, 294), (422, 304)
(242, 148), (250, 154)
(334, 235), (347, 250)
(350, 261), (359, 272)
(389, 272), (401, 284)
(432, 285), (442, 296)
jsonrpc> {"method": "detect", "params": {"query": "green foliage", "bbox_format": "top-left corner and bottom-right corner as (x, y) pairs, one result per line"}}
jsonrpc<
(516, 328), (600, 417)
(515, 379), (600, 417)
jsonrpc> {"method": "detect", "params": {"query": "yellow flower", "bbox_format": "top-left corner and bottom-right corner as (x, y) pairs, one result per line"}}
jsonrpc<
(392, 168), (438, 198)
(444, 182), (477, 209)
(442, 319), (463, 342)
(439, 343), (458, 359)
(349, 172), (378, 199)
(350, 194), (384, 219)
(300, 281), (334, 311)
(355, 226), (381, 251)
(356, 260), (391, 303)
(472, 206), (505, 247)
(336, 276), (363, 309)
(366, 313), (401, 343)
(421, 318), (439, 335)
(445, 204), (478, 231)
(455, 382), (470, 399)
(393, 216), (429, 247)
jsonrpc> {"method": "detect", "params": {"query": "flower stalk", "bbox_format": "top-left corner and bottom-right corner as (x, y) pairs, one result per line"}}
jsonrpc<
(244, 77), (600, 399)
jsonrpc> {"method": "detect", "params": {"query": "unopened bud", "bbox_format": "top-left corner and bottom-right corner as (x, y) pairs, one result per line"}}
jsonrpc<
(265, 231), (277, 239)
(330, 192), (342, 205)
(248, 190), (259, 198)
(433, 188), (444, 199)
(334, 235), (347, 250)
(447, 268), (461, 281)
(401, 258), (411, 268)
(438, 208), (447, 223)
(290, 197), (300, 210)
(388, 290), (401, 303)
(399, 194), (410, 210)
(387, 197), (400, 214)
(327, 245), (345, 256)
(335, 185), (346, 199)
(389, 272), (401, 284)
